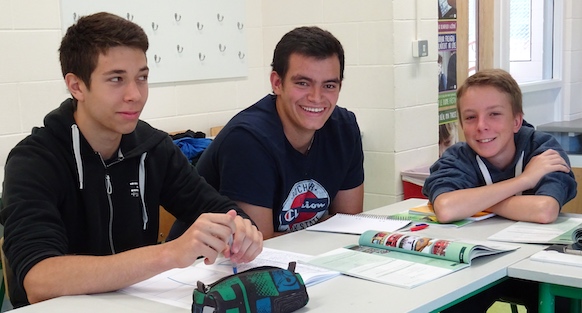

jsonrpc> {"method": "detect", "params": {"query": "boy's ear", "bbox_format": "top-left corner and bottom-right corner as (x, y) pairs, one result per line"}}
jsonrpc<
(64, 73), (85, 102)
(270, 71), (283, 95)
(513, 113), (524, 133)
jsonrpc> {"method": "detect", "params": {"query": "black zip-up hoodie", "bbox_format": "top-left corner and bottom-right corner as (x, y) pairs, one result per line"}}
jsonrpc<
(0, 99), (246, 307)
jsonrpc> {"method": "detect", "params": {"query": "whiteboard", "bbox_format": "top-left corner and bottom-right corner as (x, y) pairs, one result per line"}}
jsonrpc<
(60, 0), (247, 84)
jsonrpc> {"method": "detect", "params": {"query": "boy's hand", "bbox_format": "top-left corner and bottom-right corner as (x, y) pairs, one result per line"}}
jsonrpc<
(226, 210), (263, 264)
(521, 149), (570, 189)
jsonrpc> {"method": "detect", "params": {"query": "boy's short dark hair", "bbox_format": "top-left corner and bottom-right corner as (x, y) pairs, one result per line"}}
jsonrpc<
(271, 26), (345, 81)
(457, 68), (523, 121)
(59, 12), (149, 89)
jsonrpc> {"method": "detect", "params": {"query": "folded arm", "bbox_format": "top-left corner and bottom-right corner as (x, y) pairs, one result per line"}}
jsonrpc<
(433, 149), (570, 223)
(24, 210), (262, 304)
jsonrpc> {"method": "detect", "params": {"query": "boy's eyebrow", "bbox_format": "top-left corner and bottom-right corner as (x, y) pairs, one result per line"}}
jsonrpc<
(290, 74), (341, 84)
(103, 69), (126, 75)
(102, 66), (149, 76)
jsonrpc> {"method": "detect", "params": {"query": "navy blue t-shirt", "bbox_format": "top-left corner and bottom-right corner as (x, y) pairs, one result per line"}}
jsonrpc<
(197, 94), (364, 232)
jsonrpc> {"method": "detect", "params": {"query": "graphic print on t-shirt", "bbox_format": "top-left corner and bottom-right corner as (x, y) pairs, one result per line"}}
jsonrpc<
(278, 179), (330, 232)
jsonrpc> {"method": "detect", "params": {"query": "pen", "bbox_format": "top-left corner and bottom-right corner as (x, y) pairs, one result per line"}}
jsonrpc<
(410, 224), (429, 231)
(228, 235), (238, 274)
(564, 248), (582, 256)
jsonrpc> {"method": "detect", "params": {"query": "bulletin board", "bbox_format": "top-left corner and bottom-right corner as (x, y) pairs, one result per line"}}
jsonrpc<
(60, 0), (248, 84)
(437, 0), (459, 156)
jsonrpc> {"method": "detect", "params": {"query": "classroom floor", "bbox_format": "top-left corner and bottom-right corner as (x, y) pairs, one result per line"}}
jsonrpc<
(487, 301), (527, 313)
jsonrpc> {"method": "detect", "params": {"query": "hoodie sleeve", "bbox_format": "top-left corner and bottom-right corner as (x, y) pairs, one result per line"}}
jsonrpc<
(0, 140), (71, 306)
(526, 130), (577, 207)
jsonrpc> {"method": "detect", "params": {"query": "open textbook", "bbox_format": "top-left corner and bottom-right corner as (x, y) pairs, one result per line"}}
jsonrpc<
(120, 248), (339, 309)
(303, 230), (519, 288)
(488, 216), (582, 244)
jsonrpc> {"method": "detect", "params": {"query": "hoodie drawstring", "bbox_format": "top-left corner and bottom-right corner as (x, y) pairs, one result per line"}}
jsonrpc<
(71, 125), (149, 230)
(71, 125), (84, 189)
(139, 152), (148, 230)
(476, 151), (524, 195)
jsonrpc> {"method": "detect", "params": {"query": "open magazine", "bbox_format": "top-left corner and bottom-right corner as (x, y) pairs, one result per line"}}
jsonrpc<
(303, 230), (519, 288)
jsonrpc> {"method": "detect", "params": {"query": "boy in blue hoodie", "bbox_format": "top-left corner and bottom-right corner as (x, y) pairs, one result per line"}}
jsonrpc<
(424, 69), (576, 312)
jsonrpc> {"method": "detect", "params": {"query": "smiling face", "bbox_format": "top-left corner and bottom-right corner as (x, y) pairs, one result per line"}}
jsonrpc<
(70, 46), (149, 142)
(459, 85), (523, 169)
(271, 53), (341, 140)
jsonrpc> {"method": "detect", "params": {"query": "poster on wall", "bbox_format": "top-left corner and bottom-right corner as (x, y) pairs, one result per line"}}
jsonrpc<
(437, 0), (459, 156)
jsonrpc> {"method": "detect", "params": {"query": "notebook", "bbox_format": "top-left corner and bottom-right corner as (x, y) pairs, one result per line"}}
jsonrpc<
(409, 203), (496, 221)
(306, 213), (411, 235)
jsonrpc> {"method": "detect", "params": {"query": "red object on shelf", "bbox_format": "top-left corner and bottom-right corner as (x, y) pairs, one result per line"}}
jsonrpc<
(402, 181), (427, 200)
(401, 165), (430, 200)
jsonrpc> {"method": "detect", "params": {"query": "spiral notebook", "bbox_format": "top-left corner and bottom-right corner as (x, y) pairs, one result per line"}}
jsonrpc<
(306, 213), (411, 235)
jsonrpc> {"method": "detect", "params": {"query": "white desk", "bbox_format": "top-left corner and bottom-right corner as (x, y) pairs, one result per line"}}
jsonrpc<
(509, 257), (582, 313)
(10, 199), (545, 313)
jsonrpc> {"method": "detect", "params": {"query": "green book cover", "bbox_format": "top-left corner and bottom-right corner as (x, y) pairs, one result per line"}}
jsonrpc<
(388, 211), (474, 228)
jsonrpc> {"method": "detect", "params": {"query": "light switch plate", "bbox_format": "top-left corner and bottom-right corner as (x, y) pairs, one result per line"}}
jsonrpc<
(412, 40), (429, 58)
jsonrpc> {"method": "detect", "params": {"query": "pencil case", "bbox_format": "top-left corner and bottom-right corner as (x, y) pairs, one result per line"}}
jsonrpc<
(192, 262), (309, 313)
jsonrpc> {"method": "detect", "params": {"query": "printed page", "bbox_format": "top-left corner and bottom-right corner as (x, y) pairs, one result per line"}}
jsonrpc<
(120, 248), (339, 309)
(197, 247), (340, 287)
(119, 266), (223, 309)
(488, 217), (582, 244)
(303, 245), (467, 288)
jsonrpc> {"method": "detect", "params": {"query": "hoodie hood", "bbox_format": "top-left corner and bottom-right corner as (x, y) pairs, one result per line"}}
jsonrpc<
(43, 98), (169, 229)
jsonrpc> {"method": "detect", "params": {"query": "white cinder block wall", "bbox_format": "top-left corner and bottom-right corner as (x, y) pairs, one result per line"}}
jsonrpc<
(563, 0), (582, 120)
(1, 0), (579, 209)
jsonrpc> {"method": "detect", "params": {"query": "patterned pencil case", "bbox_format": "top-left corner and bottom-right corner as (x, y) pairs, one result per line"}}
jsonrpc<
(192, 261), (309, 313)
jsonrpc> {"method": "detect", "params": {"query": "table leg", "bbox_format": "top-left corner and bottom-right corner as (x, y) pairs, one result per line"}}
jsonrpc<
(539, 283), (555, 313)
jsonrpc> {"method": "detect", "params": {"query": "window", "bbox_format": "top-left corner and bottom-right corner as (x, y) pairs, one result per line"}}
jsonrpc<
(508, 0), (554, 83)
(467, 0), (557, 84)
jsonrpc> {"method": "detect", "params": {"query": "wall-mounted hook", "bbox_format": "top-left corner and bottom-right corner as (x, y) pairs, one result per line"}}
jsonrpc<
(238, 51), (245, 59)
(174, 13), (181, 22)
(217, 13), (224, 22)
(177, 45), (184, 53)
(199, 53), (206, 61)
(237, 22), (244, 30)
(197, 22), (204, 31)
(151, 22), (159, 31)
(126, 13), (134, 21)
(219, 44), (227, 53)
(154, 55), (162, 63)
